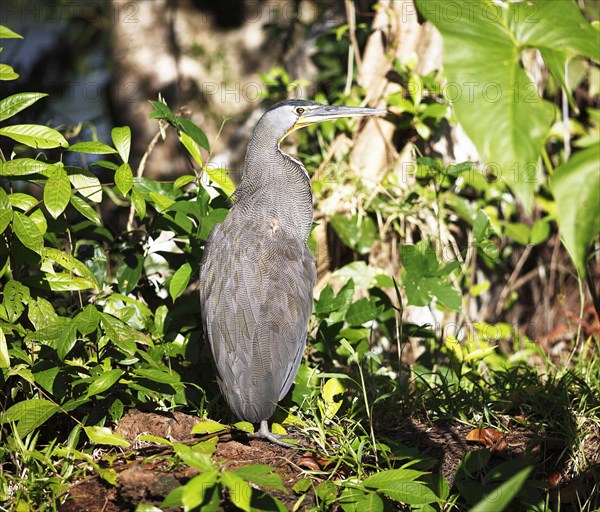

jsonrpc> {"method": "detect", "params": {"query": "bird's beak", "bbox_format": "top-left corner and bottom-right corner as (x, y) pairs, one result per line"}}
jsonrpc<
(295, 105), (387, 129)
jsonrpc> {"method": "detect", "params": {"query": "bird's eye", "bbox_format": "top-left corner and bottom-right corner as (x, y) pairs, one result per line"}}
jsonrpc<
(295, 107), (305, 115)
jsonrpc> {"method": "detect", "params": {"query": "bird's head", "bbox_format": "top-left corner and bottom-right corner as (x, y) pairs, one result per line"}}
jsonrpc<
(258, 99), (387, 146)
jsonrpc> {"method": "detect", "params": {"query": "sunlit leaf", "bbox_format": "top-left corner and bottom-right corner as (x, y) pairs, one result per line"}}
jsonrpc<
(84, 426), (130, 447)
(0, 124), (68, 149)
(0, 93), (47, 122)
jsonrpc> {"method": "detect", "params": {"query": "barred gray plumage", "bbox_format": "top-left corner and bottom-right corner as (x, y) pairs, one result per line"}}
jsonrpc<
(199, 100), (386, 446)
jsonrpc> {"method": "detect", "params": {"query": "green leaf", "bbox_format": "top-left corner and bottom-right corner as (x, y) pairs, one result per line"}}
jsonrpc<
(363, 469), (437, 505)
(321, 378), (344, 419)
(0, 64), (19, 81)
(190, 420), (228, 435)
(345, 298), (383, 326)
(0, 93), (47, 122)
(0, 158), (58, 178)
(174, 444), (213, 471)
(0, 124), (68, 149)
(133, 368), (180, 384)
(2, 280), (30, 323)
(75, 305), (100, 335)
(180, 131), (203, 168)
(116, 252), (143, 294)
(148, 192), (175, 212)
(44, 165), (71, 219)
(87, 369), (125, 398)
(67, 167), (103, 203)
(222, 471), (252, 512)
(0, 207), (12, 235)
(0, 26), (23, 39)
(550, 145), (600, 278)
(41, 247), (99, 286)
(84, 426), (130, 447)
(233, 465), (285, 492)
(169, 262), (192, 301)
(70, 195), (101, 224)
(131, 187), (147, 219)
(470, 467), (532, 512)
(415, 0), (559, 209)
(115, 163), (133, 195)
(339, 488), (384, 512)
(0, 327), (9, 369)
(111, 126), (131, 163)
(180, 471), (219, 511)
(68, 141), (118, 154)
(149, 100), (178, 126)
(174, 174), (196, 189)
(0, 398), (59, 436)
(13, 211), (44, 253)
(178, 117), (210, 151)
(233, 421), (254, 433)
(203, 165), (235, 197)
(330, 214), (377, 255)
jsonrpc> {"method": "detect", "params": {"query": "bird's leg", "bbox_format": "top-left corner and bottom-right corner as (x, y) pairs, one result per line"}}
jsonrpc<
(249, 420), (298, 448)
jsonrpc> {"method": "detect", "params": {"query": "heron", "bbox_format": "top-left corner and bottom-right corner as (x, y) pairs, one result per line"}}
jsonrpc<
(199, 100), (386, 446)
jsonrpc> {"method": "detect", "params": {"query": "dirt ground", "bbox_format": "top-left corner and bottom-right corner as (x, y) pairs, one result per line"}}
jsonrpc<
(57, 409), (599, 511)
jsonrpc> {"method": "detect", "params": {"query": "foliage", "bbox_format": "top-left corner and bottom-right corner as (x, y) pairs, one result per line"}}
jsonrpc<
(1, 0), (599, 509)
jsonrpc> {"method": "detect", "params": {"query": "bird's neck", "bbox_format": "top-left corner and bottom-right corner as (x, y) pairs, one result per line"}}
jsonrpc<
(234, 137), (313, 243)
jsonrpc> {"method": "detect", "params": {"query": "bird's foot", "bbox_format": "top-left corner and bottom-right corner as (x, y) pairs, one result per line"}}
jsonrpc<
(249, 420), (300, 448)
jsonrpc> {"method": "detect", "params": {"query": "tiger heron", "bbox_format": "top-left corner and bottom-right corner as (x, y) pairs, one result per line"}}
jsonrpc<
(200, 100), (386, 446)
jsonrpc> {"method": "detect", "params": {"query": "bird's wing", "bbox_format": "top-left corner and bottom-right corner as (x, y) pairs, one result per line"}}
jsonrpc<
(199, 214), (316, 421)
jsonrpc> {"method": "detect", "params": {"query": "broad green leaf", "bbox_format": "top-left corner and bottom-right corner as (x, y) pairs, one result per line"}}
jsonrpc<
(68, 141), (118, 154)
(13, 211), (43, 253)
(0, 124), (68, 149)
(178, 117), (210, 151)
(415, 0), (557, 209)
(233, 465), (285, 492)
(174, 444), (213, 471)
(8, 192), (38, 211)
(321, 377), (345, 419)
(70, 195), (101, 224)
(115, 163), (133, 195)
(111, 126), (131, 163)
(130, 187), (147, 220)
(345, 297), (383, 326)
(75, 305), (100, 335)
(84, 426), (130, 447)
(0, 93), (47, 122)
(0, 208), (12, 235)
(330, 214), (377, 255)
(180, 131), (203, 167)
(0, 158), (58, 177)
(0, 398), (59, 436)
(0, 64), (19, 81)
(28, 297), (58, 330)
(339, 488), (384, 512)
(550, 145), (600, 278)
(44, 273), (98, 292)
(44, 165), (71, 219)
(67, 167), (103, 203)
(203, 165), (235, 197)
(148, 192), (175, 211)
(86, 369), (125, 397)
(0, 26), (23, 38)
(233, 421), (254, 433)
(0, 327), (9, 368)
(470, 467), (532, 512)
(222, 471), (252, 512)
(363, 469), (436, 505)
(55, 320), (78, 360)
(149, 100), (178, 126)
(116, 252), (143, 294)
(169, 262), (192, 301)
(133, 368), (180, 384)
(190, 420), (228, 435)
(41, 247), (99, 286)
(174, 175), (196, 189)
(180, 470), (219, 510)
